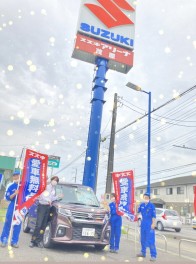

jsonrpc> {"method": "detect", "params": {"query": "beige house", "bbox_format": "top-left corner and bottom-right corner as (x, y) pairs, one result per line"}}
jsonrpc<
(135, 176), (196, 218)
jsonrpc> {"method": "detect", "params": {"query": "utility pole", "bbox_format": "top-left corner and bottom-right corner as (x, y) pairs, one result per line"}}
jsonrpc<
(95, 135), (107, 194)
(72, 168), (77, 183)
(105, 93), (118, 194)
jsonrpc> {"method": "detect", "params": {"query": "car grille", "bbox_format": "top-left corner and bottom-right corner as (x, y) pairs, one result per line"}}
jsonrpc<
(72, 223), (103, 241)
(71, 211), (105, 221)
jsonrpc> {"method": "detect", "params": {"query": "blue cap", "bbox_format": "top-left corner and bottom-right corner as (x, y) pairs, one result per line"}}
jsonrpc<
(13, 171), (20, 176)
(144, 192), (151, 198)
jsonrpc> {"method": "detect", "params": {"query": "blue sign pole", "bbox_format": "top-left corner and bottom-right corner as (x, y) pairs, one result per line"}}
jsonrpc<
(0, 173), (3, 190)
(147, 91), (151, 194)
(82, 57), (108, 191)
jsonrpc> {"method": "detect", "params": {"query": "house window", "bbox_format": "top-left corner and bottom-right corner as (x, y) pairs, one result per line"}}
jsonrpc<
(154, 188), (159, 195)
(140, 189), (143, 194)
(166, 188), (173, 195)
(177, 186), (184, 194)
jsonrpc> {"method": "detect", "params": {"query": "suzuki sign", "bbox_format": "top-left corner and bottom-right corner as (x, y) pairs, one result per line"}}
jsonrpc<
(72, 0), (136, 73)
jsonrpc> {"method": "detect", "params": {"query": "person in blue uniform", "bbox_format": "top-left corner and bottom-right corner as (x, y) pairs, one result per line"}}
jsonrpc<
(109, 193), (122, 253)
(0, 171), (21, 248)
(137, 192), (157, 261)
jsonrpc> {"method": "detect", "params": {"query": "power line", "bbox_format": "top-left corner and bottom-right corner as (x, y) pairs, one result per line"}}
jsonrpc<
(136, 170), (195, 185)
(56, 150), (86, 175)
(122, 103), (196, 127)
(114, 129), (196, 161)
(173, 145), (196, 151)
(114, 104), (196, 145)
(113, 84), (196, 135)
(136, 162), (196, 178)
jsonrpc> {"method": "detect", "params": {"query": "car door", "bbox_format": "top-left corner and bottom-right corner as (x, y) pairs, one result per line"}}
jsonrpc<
(28, 201), (38, 230)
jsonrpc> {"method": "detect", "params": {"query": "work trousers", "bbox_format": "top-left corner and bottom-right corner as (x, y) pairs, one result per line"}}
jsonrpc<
(140, 223), (157, 258)
(0, 203), (21, 245)
(110, 220), (122, 251)
(31, 204), (50, 244)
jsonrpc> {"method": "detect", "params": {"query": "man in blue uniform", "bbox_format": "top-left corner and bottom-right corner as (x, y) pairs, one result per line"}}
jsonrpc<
(0, 171), (21, 248)
(109, 193), (122, 253)
(137, 192), (157, 261)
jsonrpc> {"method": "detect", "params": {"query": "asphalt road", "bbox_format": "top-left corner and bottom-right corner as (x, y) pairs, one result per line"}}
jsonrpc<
(123, 219), (196, 240)
(123, 221), (196, 261)
(0, 222), (195, 263)
(160, 225), (196, 240)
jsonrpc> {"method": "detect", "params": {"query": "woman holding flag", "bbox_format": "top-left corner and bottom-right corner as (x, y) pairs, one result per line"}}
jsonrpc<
(0, 171), (21, 248)
(29, 176), (61, 248)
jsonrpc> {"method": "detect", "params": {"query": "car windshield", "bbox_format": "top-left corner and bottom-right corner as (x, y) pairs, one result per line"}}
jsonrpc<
(56, 185), (100, 207)
(165, 210), (179, 216)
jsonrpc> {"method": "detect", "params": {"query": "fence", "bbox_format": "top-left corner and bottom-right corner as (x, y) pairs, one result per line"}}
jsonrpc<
(124, 224), (168, 252)
(179, 239), (196, 257)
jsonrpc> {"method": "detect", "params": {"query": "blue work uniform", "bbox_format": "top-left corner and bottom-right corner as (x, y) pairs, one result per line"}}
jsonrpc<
(0, 182), (21, 245)
(109, 202), (122, 251)
(138, 202), (157, 258)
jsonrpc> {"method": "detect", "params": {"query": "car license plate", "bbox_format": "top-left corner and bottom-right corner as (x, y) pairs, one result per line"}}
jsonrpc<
(82, 228), (95, 237)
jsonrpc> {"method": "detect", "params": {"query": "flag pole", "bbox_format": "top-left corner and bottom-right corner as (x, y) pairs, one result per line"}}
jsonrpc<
(133, 168), (137, 255)
(8, 147), (26, 247)
(134, 202), (137, 256)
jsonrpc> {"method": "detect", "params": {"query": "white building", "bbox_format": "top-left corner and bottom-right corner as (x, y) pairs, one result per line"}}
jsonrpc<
(136, 176), (196, 217)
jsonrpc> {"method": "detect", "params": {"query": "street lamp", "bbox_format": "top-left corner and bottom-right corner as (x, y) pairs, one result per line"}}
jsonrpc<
(126, 82), (151, 194)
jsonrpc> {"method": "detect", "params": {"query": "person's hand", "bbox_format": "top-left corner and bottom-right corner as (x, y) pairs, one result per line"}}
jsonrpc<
(151, 223), (155, 229)
(58, 193), (64, 199)
(15, 190), (19, 195)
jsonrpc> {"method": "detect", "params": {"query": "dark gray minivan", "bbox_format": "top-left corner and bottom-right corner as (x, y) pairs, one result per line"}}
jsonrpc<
(23, 183), (110, 250)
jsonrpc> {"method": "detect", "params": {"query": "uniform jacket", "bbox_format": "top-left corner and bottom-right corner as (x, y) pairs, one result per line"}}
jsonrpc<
(109, 201), (122, 225)
(138, 201), (156, 226)
(5, 182), (19, 203)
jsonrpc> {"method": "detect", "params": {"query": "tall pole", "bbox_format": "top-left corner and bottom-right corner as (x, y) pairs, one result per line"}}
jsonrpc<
(126, 82), (152, 194)
(73, 168), (77, 183)
(82, 58), (108, 191)
(95, 135), (101, 194)
(147, 92), (151, 194)
(105, 93), (118, 194)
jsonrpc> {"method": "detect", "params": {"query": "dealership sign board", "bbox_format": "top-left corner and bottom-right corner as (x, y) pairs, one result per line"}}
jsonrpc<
(72, 0), (136, 74)
(48, 155), (61, 168)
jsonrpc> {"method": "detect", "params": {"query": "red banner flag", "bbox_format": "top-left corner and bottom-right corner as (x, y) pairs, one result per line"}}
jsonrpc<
(14, 149), (48, 225)
(112, 170), (136, 221)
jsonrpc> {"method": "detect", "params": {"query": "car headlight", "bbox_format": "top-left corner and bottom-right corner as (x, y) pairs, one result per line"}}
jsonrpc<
(58, 208), (72, 217)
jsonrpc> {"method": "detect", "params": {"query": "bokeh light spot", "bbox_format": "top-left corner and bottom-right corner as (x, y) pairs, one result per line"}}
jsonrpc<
(7, 65), (14, 71)
(7, 130), (13, 136)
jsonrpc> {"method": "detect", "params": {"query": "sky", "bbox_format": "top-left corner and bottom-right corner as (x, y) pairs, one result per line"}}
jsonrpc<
(0, 0), (196, 198)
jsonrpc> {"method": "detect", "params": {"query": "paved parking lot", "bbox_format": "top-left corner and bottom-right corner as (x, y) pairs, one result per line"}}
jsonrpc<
(0, 222), (195, 263)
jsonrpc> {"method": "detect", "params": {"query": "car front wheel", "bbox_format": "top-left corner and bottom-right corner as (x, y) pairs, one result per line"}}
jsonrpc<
(43, 223), (53, 248)
(157, 221), (164, 231)
(175, 228), (181, 232)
